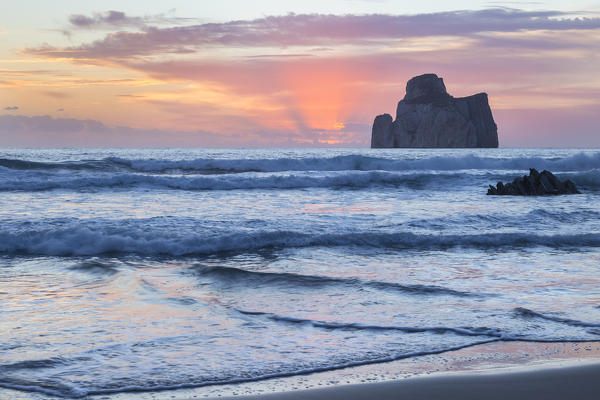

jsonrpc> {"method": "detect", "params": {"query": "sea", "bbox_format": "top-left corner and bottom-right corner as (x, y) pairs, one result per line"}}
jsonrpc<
(1, 148), (599, 398)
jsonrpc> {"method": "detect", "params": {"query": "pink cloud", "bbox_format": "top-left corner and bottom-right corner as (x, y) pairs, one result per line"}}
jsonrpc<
(27, 9), (600, 59)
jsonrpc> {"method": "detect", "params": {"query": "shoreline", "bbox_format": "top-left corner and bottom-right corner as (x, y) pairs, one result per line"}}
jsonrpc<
(209, 341), (600, 400)
(1, 341), (599, 399)
(77, 341), (600, 399)
(216, 361), (600, 400)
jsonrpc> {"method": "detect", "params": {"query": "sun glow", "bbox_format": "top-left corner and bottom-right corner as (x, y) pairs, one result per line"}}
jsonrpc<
(280, 61), (361, 132)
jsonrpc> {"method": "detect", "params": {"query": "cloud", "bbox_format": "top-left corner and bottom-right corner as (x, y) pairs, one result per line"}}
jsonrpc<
(42, 91), (70, 99)
(57, 108), (64, 112)
(27, 9), (600, 59)
(115, 45), (595, 106)
(4, 106), (18, 111)
(66, 10), (200, 31)
(69, 10), (141, 28)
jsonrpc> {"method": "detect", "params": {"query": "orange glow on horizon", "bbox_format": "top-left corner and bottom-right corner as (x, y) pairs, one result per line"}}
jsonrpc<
(280, 62), (363, 133)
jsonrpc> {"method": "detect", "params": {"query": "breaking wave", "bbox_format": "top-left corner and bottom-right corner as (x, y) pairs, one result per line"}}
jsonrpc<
(0, 169), (598, 192)
(0, 152), (598, 174)
(0, 171), (475, 191)
(1, 227), (598, 256)
(103, 152), (600, 173)
(67, 260), (120, 275)
(237, 309), (506, 337)
(514, 307), (600, 328)
(0, 158), (111, 171)
(193, 265), (481, 297)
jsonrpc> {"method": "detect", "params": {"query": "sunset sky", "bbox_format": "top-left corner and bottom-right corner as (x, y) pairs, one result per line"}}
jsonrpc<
(1, 0), (599, 147)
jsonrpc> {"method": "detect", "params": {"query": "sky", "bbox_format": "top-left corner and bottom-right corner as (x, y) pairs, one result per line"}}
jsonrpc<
(1, 0), (599, 147)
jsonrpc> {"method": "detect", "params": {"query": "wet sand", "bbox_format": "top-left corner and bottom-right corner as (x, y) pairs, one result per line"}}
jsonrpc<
(216, 361), (600, 400)
(204, 341), (600, 400)
(4, 341), (591, 399)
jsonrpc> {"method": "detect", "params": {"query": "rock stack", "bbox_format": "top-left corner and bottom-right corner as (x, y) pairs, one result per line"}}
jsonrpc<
(487, 169), (580, 195)
(371, 73), (498, 148)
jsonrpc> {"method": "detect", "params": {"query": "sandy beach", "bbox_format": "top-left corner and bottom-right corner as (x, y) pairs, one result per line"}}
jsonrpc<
(1, 339), (599, 399)
(204, 341), (600, 400)
(216, 362), (600, 400)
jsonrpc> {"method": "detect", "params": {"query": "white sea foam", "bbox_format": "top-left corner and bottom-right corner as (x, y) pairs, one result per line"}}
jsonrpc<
(106, 152), (600, 172)
(1, 152), (599, 173)
(0, 339), (500, 398)
(0, 170), (473, 191)
(0, 169), (598, 191)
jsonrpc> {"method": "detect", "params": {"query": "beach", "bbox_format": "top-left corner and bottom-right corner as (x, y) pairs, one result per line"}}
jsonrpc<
(202, 341), (600, 399)
(3, 340), (597, 399)
(216, 361), (600, 400)
(76, 341), (600, 399)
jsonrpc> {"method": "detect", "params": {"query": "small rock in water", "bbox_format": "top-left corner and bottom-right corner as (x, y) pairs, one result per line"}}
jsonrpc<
(487, 168), (580, 195)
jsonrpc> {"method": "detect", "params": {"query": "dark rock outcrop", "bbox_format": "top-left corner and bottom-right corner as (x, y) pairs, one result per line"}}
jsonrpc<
(487, 169), (580, 195)
(371, 73), (498, 148)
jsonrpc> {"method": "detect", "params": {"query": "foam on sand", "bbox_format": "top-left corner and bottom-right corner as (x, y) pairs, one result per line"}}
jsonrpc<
(215, 361), (600, 400)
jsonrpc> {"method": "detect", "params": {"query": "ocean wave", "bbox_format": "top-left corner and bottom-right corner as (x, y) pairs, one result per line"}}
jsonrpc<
(563, 169), (600, 190)
(0, 158), (111, 171)
(523, 209), (600, 222)
(0, 170), (475, 192)
(1, 227), (598, 257)
(237, 309), (506, 337)
(407, 208), (600, 232)
(514, 307), (600, 328)
(193, 265), (480, 297)
(1, 152), (599, 174)
(0, 358), (87, 398)
(1, 169), (598, 192)
(0, 381), (83, 398)
(107, 153), (600, 173)
(0, 357), (68, 371)
(67, 260), (119, 275)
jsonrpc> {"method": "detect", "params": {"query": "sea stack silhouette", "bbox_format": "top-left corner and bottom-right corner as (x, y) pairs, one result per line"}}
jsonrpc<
(371, 74), (498, 148)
